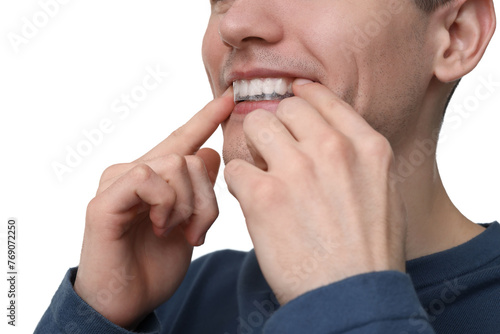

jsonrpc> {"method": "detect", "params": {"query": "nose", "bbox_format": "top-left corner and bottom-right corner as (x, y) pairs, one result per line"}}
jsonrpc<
(218, 0), (284, 49)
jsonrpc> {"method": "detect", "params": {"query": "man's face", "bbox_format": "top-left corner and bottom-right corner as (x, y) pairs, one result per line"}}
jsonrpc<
(202, 0), (435, 164)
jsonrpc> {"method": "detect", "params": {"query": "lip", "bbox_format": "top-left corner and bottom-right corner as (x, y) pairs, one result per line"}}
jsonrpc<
(223, 68), (317, 120)
(232, 100), (282, 116)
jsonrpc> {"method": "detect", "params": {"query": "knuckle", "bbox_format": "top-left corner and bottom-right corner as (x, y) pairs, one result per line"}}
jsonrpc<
(186, 155), (206, 173)
(291, 153), (314, 173)
(129, 163), (154, 182)
(253, 177), (282, 204)
(205, 203), (219, 222)
(160, 186), (177, 206)
(165, 153), (186, 171)
(326, 96), (340, 111)
(318, 132), (352, 160)
(363, 136), (393, 160)
(224, 160), (244, 181)
(195, 185), (216, 210)
(326, 95), (347, 111)
(195, 191), (213, 209)
(174, 202), (193, 220)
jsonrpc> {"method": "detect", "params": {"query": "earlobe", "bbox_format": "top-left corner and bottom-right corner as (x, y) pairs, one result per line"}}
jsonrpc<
(433, 0), (496, 83)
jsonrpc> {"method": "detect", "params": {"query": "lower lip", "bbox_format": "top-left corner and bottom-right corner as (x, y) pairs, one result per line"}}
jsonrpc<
(232, 100), (282, 116)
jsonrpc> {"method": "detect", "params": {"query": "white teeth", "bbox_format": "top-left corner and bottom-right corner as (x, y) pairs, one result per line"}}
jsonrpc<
(263, 78), (274, 95)
(233, 78), (294, 102)
(238, 80), (248, 97)
(248, 80), (261, 96)
(275, 78), (287, 95)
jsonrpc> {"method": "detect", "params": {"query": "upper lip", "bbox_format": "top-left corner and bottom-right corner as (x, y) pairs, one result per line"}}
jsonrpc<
(225, 69), (316, 90)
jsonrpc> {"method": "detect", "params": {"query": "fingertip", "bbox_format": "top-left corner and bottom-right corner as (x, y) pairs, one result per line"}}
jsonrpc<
(292, 78), (318, 96)
(196, 148), (220, 167)
(152, 225), (172, 239)
(150, 209), (168, 231)
(293, 78), (314, 86)
(183, 223), (208, 247)
(194, 148), (221, 186)
(209, 87), (235, 124)
(197, 233), (206, 246)
(219, 86), (235, 109)
(222, 85), (234, 97)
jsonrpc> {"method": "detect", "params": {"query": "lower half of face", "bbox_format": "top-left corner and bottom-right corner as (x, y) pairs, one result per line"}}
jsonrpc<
(203, 0), (433, 165)
(220, 77), (428, 166)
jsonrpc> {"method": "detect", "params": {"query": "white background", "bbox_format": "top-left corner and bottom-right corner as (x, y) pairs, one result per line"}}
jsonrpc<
(0, 1), (499, 332)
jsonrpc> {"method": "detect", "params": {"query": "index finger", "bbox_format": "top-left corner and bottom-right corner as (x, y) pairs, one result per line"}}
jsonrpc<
(292, 80), (371, 134)
(138, 87), (234, 161)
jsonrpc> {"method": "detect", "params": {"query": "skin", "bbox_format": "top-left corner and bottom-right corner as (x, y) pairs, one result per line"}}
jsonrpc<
(73, 0), (496, 329)
(203, 0), (494, 263)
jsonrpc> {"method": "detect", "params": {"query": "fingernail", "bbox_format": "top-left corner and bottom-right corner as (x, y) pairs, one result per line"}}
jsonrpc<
(294, 78), (313, 86)
(197, 234), (206, 246)
(222, 86), (233, 97)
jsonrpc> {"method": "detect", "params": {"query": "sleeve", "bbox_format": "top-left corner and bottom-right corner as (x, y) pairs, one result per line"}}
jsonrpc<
(34, 267), (161, 334)
(263, 271), (436, 334)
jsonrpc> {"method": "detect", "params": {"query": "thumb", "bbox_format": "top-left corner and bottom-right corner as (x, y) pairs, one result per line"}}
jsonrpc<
(195, 148), (221, 186)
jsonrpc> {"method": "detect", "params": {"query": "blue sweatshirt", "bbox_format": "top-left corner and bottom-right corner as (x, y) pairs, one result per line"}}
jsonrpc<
(36, 222), (500, 333)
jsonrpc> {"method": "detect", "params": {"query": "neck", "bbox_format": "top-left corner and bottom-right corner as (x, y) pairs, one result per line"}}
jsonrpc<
(394, 135), (485, 262)
(402, 162), (484, 260)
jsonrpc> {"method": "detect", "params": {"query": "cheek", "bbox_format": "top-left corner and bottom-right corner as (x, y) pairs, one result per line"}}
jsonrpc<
(201, 30), (213, 65)
(202, 24), (224, 91)
(350, 32), (430, 144)
(289, 8), (362, 104)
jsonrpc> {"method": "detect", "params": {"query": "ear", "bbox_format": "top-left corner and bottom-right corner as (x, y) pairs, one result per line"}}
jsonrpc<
(433, 0), (496, 83)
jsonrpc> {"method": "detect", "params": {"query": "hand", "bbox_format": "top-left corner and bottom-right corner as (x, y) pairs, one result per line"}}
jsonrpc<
(74, 88), (234, 329)
(225, 80), (407, 305)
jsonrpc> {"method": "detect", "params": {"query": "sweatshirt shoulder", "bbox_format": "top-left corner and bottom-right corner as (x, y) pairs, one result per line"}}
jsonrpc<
(192, 249), (250, 267)
(187, 249), (250, 279)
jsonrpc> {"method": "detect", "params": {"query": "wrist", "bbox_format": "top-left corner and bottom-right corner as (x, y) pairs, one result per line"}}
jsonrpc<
(73, 272), (145, 330)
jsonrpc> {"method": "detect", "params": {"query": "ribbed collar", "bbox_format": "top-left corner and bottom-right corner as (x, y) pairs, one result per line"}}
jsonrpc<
(406, 222), (500, 290)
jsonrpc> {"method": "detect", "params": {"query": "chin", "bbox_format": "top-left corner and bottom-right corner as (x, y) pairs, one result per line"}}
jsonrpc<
(222, 141), (255, 166)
